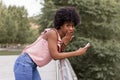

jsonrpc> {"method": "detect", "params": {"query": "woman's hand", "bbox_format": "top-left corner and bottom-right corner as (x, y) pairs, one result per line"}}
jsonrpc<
(61, 31), (74, 51)
(62, 31), (74, 45)
(75, 44), (90, 56)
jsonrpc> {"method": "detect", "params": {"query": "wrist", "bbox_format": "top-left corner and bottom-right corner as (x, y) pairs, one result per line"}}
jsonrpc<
(75, 50), (79, 56)
(61, 42), (67, 47)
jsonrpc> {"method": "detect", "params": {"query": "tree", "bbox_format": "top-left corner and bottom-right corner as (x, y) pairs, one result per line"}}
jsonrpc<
(0, 4), (32, 44)
(0, 2), (8, 43)
(38, 0), (58, 32)
(38, 0), (120, 79)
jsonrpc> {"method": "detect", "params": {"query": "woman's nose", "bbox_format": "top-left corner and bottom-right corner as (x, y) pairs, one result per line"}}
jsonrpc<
(69, 27), (74, 31)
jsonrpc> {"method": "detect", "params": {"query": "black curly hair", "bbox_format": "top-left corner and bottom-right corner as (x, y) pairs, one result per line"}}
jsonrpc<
(54, 7), (80, 29)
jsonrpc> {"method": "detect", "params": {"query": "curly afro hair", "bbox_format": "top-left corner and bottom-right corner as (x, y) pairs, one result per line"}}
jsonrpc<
(54, 7), (80, 29)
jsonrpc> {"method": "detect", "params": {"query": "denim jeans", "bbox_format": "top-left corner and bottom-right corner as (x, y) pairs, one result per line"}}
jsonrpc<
(14, 53), (41, 80)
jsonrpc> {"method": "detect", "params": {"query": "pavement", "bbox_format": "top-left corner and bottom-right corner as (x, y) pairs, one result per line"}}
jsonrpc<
(0, 55), (57, 80)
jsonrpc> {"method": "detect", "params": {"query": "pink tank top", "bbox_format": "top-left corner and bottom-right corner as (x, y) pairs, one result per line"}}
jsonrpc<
(23, 28), (62, 67)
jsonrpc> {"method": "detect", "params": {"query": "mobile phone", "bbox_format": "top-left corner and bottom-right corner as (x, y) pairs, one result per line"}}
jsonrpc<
(85, 43), (90, 48)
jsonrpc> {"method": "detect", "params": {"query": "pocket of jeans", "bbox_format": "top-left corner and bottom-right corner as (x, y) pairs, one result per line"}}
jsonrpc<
(14, 62), (32, 75)
(23, 65), (32, 75)
(14, 62), (24, 73)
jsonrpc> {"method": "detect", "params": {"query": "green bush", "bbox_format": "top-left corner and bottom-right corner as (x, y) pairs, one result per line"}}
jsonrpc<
(66, 37), (120, 80)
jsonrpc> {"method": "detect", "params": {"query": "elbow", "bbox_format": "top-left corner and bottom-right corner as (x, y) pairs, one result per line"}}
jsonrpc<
(52, 57), (58, 60)
(50, 52), (61, 60)
(51, 55), (59, 60)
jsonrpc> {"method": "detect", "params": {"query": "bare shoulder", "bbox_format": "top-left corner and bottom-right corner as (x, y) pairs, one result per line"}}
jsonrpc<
(46, 29), (57, 40)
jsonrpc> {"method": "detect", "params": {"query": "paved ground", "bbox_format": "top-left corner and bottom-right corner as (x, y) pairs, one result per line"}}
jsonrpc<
(0, 55), (57, 80)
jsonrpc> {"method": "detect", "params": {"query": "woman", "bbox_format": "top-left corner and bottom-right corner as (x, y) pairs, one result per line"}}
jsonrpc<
(14, 7), (90, 80)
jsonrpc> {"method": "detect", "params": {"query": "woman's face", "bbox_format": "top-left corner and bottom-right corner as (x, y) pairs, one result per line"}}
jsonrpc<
(61, 22), (75, 36)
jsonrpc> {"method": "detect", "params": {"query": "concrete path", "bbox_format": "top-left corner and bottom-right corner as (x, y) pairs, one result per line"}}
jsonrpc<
(0, 55), (57, 80)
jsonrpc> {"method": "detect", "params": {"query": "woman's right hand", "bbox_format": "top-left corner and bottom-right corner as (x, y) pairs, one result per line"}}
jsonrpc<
(76, 45), (90, 56)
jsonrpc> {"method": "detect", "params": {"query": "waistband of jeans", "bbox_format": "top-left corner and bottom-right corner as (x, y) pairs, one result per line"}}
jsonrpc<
(23, 52), (37, 67)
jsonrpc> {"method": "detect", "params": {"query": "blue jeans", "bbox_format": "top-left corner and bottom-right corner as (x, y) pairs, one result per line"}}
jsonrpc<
(14, 53), (41, 80)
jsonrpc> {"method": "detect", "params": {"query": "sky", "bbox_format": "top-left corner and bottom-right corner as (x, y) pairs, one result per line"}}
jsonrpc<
(1, 0), (44, 17)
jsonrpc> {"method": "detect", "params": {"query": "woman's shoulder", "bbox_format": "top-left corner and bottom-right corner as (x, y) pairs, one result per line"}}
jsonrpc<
(41, 28), (59, 41)
(47, 28), (61, 41)
(46, 28), (57, 37)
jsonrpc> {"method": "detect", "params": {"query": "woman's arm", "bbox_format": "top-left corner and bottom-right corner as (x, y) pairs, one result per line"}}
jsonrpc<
(61, 31), (74, 51)
(47, 30), (89, 60)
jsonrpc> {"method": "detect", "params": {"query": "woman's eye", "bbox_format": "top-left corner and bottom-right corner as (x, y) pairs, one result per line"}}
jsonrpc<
(66, 24), (69, 26)
(67, 24), (71, 27)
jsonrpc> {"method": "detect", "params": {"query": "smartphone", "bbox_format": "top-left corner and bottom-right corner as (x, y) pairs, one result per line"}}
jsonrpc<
(84, 43), (90, 48)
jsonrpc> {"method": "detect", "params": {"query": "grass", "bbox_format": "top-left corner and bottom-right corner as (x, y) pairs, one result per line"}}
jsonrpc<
(0, 50), (22, 55)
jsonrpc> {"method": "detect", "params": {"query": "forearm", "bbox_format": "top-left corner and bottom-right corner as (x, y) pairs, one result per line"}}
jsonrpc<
(61, 35), (74, 51)
(53, 50), (78, 60)
(61, 42), (67, 51)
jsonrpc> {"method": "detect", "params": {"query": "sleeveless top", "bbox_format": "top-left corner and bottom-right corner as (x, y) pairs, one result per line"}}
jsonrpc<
(23, 28), (62, 67)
